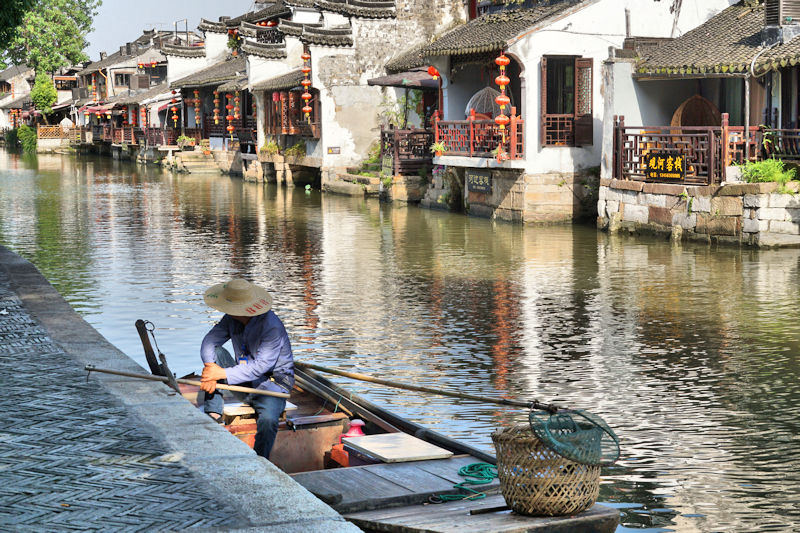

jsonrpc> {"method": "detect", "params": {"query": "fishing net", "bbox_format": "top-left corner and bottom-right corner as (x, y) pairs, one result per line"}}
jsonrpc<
(528, 409), (619, 466)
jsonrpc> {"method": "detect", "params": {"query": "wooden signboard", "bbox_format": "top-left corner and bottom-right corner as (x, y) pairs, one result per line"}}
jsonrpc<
(466, 169), (492, 193)
(645, 152), (686, 181)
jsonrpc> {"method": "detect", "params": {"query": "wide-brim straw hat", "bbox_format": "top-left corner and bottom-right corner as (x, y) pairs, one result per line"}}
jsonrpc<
(204, 279), (273, 317)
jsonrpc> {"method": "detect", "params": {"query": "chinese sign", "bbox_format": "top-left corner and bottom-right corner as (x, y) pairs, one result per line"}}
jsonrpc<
(466, 169), (492, 193)
(645, 152), (686, 181)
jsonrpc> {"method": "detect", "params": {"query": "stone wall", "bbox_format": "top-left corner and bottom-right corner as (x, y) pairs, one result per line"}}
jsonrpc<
(598, 179), (800, 247)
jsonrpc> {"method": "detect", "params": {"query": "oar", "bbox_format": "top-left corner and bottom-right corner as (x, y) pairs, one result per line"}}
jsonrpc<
(294, 361), (559, 412)
(84, 365), (291, 399)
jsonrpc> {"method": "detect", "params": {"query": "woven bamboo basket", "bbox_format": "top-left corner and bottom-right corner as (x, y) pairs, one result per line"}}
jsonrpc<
(491, 425), (600, 516)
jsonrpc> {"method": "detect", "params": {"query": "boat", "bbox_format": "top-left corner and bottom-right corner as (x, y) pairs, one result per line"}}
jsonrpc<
(134, 319), (619, 532)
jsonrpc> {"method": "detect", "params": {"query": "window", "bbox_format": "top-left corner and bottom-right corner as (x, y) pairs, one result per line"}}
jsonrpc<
(114, 73), (131, 87)
(541, 56), (593, 147)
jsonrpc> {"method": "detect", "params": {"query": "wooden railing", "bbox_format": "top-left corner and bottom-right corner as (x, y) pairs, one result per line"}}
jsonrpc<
(612, 113), (773, 185)
(434, 108), (524, 159)
(380, 126), (433, 175)
(37, 125), (65, 139)
(142, 127), (178, 147)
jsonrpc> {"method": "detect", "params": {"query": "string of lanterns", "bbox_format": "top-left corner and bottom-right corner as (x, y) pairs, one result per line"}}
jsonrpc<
(213, 90), (221, 124)
(91, 73), (97, 102)
(234, 91), (240, 120)
(140, 105), (147, 128)
(494, 52), (511, 163)
(301, 50), (313, 123)
(170, 90), (179, 128)
(193, 89), (201, 126)
(225, 92), (235, 139)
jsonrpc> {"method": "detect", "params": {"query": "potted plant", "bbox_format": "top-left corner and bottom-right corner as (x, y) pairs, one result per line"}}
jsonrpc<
(176, 135), (196, 150)
(259, 139), (280, 161)
(199, 139), (211, 155)
(430, 141), (447, 157)
(284, 141), (306, 163)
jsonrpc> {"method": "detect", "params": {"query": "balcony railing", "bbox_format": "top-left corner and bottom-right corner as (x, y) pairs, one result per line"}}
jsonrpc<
(380, 126), (433, 175)
(434, 108), (524, 159)
(612, 113), (785, 185)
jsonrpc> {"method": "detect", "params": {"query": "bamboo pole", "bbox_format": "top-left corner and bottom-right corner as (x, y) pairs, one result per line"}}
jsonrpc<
(84, 365), (291, 399)
(294, 361), (559, 412)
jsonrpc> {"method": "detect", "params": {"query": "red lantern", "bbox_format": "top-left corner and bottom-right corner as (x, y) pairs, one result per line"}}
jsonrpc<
(495, 74), (510, 90)
(495, 93), (510, 110)
(234, 92), (240, 120)
(427, 66), (439, 80)
(301, 92), (312, 102)
(301, 65), (311, 75)
(301, 48), (313, 123)
(495, 54), (510, 68)
(266, 20), (277, 27)
(151, 61), (157, 67)
(494, 51), (511, 162)
(301, 79), (312, 88)
(213, 90), (220, 125)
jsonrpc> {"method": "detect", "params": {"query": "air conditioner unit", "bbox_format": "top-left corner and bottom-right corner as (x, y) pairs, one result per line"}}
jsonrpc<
(766, 0), (800, 26)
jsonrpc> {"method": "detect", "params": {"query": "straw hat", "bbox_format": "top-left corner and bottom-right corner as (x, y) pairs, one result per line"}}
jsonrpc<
(204, 279), (273, 317)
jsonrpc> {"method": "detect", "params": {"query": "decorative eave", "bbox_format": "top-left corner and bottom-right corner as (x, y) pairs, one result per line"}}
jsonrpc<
(285, 0), (317, 8)
(226, 4), (292, 27)
(198, 18), (228, 34)
(239, 21), (264, 38)
(162, 44), (206, 58)
(241, 40), (288, 59)
(251, 69), (305, 92)
(217, 75), (249, 92)
(301, 25), (353, 47)
(278, 20), (322, 37)
(634, 53), (800, 78)
(314, 0), (396, 19)
(171, 56), (247, 89)
(386, 44), (426, 73)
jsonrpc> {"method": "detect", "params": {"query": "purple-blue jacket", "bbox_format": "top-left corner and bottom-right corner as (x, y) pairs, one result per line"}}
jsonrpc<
(200, 311), (294, 394)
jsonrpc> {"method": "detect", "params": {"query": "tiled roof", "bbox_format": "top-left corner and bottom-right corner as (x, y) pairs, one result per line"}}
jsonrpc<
(637, 2), (800, 77)
(199, 2), (292, 33)
(386, 44), (427, 73)
(162, 44), (206, 58)
(171, 56), (246, 89)
(251, 69), (304, 91)
(278, 20), (323, 38)
(315, 0), (395, 19)
(77, 45), (161, 75)
(423, 1), (583, 57)
(218, 75), (249, 92)
(0, 65), (33, 82)
(112, 82), (170, 105)
(300, 25), (353, 47)
(0, 95), (31, 109)
(241, 40), (288, 59)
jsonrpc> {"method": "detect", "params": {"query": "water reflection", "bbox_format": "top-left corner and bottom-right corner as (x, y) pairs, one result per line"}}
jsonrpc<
(0, 149), (799, 531)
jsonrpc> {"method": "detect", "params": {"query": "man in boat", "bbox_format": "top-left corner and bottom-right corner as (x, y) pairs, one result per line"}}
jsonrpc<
(199, 278), (294, 459)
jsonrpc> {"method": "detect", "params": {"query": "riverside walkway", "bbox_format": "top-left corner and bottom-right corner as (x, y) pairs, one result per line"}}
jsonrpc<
(0, 245), (358, 532)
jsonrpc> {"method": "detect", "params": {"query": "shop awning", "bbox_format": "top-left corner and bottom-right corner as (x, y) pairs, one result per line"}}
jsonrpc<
(367, 67), (438, 89)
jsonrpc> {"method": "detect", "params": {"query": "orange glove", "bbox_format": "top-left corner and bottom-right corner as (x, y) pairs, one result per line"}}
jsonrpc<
(200, 362), (227, 394)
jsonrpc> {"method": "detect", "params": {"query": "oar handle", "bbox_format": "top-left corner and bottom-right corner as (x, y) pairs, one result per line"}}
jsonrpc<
(85, 365), (291, 399)
(294, 361), (558, 411)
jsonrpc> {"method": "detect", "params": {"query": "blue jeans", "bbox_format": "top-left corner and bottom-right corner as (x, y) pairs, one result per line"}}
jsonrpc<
(203, 347), (286, 458)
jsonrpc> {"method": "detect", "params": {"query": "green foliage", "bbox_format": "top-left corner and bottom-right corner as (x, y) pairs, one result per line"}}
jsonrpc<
(430, 141), (447, 154)
(4, 127), (19, 149)
(379, 89), (423, 128)
(365, 141), (381, 164)
(381, 175), (393, 188)
(17, 124), (36, 154)
(284, 142), (306, 157)
(30, 71), (56, 119)
(0, 0), (34, 53)
(175, 135), (195, 148)
(739, 158), (796, 190)
(260, 139), (280, 155)
(5, 0), (101, 72)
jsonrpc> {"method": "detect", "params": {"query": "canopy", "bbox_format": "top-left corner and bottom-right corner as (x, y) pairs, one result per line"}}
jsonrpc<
(367, 67), (438, 90)
(464, 87), (509, 118)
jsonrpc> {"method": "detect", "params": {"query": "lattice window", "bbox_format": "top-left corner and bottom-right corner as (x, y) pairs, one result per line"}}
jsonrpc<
(541, 56), (593, 147)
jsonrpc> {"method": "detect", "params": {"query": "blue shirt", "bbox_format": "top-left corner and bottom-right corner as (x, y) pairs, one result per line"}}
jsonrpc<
(200, 311), (294, 394)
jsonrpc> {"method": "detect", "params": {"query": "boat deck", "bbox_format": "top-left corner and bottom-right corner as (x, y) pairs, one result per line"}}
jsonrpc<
(291, 454), (500, 514)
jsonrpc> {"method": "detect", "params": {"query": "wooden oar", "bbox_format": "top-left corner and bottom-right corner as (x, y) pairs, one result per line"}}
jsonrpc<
(84, 365), (291, 399)
(294, 361), (559, 412)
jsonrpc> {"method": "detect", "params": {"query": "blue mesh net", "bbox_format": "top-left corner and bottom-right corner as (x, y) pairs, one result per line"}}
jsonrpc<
(528, 409), (619, 466)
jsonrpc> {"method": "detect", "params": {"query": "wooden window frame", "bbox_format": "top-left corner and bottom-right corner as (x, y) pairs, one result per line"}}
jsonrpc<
(541, 55), (593, 147)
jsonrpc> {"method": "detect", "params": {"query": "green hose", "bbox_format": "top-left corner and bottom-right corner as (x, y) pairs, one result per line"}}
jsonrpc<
(433, 463), (498, 502)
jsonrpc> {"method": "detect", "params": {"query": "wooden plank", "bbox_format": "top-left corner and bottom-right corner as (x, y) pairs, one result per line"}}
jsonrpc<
(292, 466), (414, 509)
(342, 433), (453, 463)
(362, 462), (464, 494)
(344, 496), (619, 533)
(414, 456), (494, 484)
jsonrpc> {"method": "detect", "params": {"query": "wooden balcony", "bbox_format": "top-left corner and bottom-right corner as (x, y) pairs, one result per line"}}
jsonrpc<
(380, 126), (433, 175)
(434, 108), (524, 159)
(612, 114), (775, 185)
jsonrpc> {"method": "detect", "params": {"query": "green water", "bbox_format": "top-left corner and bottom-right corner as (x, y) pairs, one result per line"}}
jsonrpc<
(1, 150), (799, 531)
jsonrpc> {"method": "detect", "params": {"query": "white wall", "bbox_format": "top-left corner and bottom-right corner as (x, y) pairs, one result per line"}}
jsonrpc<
(205, 32), (230, 62)
(167, 56), (207, 86)
(293, 8), (321, 24)
(505, 0), (736, 174)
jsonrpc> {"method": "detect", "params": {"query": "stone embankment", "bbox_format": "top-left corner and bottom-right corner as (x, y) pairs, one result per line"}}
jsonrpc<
(0, 245), (358, 532)
(598, 179), (800, 247)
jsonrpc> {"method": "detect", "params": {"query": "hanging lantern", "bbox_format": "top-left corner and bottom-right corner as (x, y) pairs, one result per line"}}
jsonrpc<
(151, 60), (157, 68)
(92, 73), (98, 102)
(122, 105), (128, 125)
(301, 49), (312, 123)
(225, 93), (235, 139)
(213, 90), (221, 125)
(272, 91), (280, 103)
(266, 20), (277, 27)
(494, 52), (511, 163)
(171, 105), (179, 127)
(234, 92), (240, 120)
(138, 62), (144, 69)
(427, 65), (440, 80)
(193, 89), (201, 126)
(140, 105), (147, 127)
(106, 110), (112, 119)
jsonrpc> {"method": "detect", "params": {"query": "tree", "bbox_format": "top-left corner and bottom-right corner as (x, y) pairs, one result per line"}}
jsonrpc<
(5, 0), (102, 73)
(0, 0), (34, 57)
(30, 71), (57, 123)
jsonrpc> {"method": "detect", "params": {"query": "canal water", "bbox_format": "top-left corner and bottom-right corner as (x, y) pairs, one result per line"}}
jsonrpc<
(1, 150), (799, 531)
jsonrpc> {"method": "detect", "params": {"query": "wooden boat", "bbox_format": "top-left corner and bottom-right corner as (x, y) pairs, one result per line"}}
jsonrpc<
(135, 320), (619, 532)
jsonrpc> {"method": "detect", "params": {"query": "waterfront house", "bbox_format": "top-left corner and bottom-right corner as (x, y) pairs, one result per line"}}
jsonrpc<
(599, 0), (800, 246)
(414, 0), (735, 223)
(0, 65), (34, 129)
